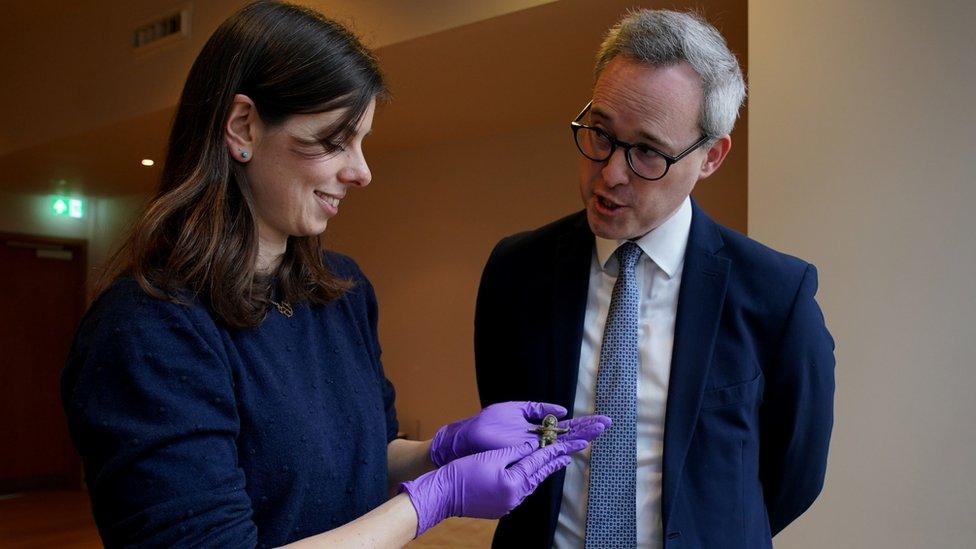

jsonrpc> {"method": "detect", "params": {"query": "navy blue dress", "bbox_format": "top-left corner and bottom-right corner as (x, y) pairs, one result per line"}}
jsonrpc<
(61, 253), (399, 548)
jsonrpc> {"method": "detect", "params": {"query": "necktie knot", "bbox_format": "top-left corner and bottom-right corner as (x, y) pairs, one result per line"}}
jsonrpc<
(615, 241), (643, 273)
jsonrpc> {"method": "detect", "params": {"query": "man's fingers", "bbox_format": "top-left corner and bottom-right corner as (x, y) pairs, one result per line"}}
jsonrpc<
(522, 401), (569, 421)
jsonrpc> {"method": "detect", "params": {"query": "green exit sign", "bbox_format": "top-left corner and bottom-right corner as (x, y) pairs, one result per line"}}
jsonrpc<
(51, 196), (84, 219)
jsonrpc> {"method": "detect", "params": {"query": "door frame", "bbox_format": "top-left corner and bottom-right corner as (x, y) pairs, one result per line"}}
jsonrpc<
(0, 232), (88, 491)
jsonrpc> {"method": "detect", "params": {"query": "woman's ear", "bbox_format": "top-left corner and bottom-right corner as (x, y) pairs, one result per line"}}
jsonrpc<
(225, 94), (261, 163)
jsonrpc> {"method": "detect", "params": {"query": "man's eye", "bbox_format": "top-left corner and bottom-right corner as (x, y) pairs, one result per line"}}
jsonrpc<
(633, 145), (661, 158)
(591, 129), (613, 144)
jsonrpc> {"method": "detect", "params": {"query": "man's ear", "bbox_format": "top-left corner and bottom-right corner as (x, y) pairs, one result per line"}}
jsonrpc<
(698, 134), (732, 180)
(225, 94), (261, 163)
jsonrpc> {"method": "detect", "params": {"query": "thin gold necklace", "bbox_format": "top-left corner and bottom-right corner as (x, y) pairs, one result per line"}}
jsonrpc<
(269, 298), (293, 318)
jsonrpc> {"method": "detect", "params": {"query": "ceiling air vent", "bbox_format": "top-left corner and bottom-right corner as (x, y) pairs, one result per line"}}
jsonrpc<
(132, 6), (191, 54)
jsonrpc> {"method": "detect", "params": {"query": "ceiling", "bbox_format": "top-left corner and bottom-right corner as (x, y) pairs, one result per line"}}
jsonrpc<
(0, 0), (746, 198)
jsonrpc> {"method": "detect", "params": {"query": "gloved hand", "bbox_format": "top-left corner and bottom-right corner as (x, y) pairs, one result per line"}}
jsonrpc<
(402, 440), (589, 536)
(430, 401), (611, 466)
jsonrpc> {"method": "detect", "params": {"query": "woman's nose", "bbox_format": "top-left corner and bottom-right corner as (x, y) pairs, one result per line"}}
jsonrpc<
(339, 149), (371, 187)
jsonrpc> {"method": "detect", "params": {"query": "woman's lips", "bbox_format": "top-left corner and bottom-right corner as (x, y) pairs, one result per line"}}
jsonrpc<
(314, 190), (340, 215)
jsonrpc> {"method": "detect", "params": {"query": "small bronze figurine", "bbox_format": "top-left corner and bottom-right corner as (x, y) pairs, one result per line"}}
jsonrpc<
(527, 414), (570, 448)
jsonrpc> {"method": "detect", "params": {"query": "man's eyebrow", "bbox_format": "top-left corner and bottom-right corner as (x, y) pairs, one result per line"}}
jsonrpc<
(590, 108), (673, 151)
(636, 130), (673, 152)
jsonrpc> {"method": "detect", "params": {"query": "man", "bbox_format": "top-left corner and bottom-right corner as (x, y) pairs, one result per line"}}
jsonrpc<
(475, 9), (834, 549)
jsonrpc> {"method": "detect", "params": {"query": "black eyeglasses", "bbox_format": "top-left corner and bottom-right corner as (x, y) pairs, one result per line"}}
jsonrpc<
(570, 100), (710, 181)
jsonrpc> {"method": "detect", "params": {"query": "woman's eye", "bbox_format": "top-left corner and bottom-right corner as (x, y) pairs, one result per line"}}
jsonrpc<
(298, 140), (342, 158)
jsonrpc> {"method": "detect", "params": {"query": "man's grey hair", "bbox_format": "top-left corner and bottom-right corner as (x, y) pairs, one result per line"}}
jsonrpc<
(595, 9), (746, 139)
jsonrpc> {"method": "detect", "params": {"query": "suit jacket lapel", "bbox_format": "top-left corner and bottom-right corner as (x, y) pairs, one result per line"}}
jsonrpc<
(661, 201), (731, 530)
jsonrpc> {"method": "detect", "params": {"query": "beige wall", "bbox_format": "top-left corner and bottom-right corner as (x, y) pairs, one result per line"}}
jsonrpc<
(750, 0), (976, 546)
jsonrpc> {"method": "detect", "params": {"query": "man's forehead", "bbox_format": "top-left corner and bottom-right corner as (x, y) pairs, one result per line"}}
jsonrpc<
(588, 104), (672, 150)
(590, 57), (703, 144)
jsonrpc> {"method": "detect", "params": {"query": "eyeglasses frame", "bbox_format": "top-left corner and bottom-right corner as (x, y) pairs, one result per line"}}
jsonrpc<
(570, 100), (711, 181)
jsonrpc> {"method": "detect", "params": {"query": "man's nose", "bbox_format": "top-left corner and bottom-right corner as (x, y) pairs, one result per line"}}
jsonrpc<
(601, 147), (631, 188)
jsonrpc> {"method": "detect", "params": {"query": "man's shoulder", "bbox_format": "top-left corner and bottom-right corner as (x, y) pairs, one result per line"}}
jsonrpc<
(717, 223), (809, 273)
(490, 210), (589, 262)
(700, 210), (814, 302)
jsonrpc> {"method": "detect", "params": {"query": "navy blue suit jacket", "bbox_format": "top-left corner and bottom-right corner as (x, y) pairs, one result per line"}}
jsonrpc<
(475, 201), (834, 548)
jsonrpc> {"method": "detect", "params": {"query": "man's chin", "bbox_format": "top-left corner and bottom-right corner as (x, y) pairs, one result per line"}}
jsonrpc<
(587, 209), (631, 241)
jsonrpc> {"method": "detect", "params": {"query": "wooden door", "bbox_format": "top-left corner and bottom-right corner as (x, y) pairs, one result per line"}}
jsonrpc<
(0, 234), (86, 492)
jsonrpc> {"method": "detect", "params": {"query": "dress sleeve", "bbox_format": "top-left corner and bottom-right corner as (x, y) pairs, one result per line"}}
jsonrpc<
(62, 284), (258, 548)
(350, 264), (400, 443)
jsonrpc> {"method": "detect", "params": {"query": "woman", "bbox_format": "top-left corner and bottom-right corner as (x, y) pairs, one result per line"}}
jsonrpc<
(60, 2), (609, 547)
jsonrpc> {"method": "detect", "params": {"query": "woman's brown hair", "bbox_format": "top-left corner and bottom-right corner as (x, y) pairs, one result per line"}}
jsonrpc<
(97, 1), (386, 329)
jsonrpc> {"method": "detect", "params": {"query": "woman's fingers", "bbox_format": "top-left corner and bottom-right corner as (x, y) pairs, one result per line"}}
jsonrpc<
(558, 414), (612, 431)
(567, 422), (608, 443)
(521, 401), (569, 421)
(508, 439), (587, 479)
(527, 454), (573, 487)
(490, 441), (537, 468)
(557, 414), (612, 443)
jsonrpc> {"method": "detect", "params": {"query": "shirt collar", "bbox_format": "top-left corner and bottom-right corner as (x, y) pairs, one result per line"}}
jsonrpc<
(594, 196), (692, 279)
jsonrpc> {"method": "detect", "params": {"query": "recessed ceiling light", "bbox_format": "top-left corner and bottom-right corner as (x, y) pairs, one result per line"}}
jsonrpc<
(141, 159), (155, 166)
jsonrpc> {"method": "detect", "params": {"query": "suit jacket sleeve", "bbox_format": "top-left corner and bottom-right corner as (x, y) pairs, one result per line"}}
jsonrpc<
(760, 263), (836, 535)
(475, 238), (508, 409)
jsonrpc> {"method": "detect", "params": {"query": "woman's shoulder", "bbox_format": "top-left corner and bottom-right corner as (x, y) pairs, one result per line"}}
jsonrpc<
(320, 251), (379, 312)
(89, 277), (200, 322)
(78, 277), (219, 350)
(322, 250), (365, 280)
(67, 278), (228, 391)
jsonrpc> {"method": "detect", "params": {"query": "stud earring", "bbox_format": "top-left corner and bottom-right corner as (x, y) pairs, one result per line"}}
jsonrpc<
(240, 150), (249, 160)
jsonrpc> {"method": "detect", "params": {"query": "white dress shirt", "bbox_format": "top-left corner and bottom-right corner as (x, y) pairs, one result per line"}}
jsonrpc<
(553, 197), (692, 549)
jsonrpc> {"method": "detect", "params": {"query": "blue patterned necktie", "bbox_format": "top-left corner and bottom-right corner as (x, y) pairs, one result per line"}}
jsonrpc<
(585, 241), (642, 549)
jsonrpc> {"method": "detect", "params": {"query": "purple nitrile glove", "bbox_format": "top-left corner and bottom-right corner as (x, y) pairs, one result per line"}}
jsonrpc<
(429, 400), (612, 466)
(402, 439), (589, 536)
